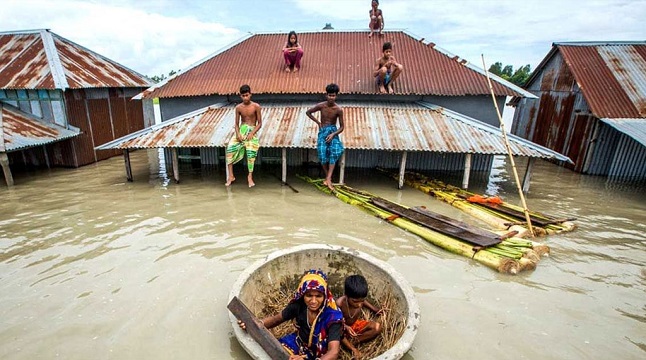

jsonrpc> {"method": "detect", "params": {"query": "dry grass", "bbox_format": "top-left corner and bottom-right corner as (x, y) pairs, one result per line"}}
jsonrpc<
(257, 283), (407, 359)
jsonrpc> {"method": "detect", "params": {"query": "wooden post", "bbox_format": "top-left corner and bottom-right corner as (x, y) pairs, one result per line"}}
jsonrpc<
(281, 148), (287, 184)
(1, 152), (14, 187)
(398, 151), (408, 189)
(124, 149), (133, 182)
(43, 145), (50, 169)
(522, 157), (536, 193)
(462, 153), (472, 189)
(171, 148), (180, 184)
(338, 151), (346, 185)
(227, 296), (289, 360)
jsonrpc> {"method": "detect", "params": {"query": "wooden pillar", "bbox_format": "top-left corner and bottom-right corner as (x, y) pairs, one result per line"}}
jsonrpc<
(171, 148), (180, 183)
(398, 151), (407, 189)
(281, 148), (287, 184)
(215, 147), (220, 170)
(43, 145), (50, 168)
(522, 157), (536, 193)
(1, 152), (14, 187)
(124, 149), (133, 182)
(338, 151), (346, 185)
(462, 153), (472, 189)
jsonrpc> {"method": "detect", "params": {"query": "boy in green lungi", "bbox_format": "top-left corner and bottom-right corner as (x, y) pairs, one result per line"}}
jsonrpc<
(226, 84), (262, 187)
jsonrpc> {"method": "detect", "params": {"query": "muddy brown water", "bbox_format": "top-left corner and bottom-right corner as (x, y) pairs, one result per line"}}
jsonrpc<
(1, 150), (644, 359)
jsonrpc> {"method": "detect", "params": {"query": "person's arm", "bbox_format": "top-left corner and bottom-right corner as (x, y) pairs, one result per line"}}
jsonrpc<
(247, 104), (262, 139)
(374, 58), (383, 77)
(363, 300), (382, 314)
(320, 340), (340, 360)
(237, 312), (284, 331)
(234, 106), (242, 142)
(306, 104), (322, 127)
(325, 108), (344, 143)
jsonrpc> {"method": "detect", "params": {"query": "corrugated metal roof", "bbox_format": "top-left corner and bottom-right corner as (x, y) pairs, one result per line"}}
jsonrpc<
(95, 101), (570, 163)
(600, 118), (646, 147)
(0, 102), (80, 153)
(141, 30), (533, 99)
(0, 29), (151, 90)
(557, 42), (646, 119)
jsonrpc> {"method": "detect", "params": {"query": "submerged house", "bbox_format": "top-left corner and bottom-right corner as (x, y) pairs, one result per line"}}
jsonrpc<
(511, 41), (646, 180)
(97, 30), (570, 190)
(0, 29), (153, 186)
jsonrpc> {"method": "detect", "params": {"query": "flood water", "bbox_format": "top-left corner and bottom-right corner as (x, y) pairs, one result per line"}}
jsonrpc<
(1, 149), (645, 360)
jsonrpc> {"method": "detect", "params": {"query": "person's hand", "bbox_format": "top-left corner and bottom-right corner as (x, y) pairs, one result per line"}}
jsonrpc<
(351, 347), (362, 360)
(376, 308), (386, 316)
(325, 134), (333, 143)
(288, 355), (306, 360)
(236, 133), (243, 142)
(345, 324), (358, 337)
(237, 320), (247, 331)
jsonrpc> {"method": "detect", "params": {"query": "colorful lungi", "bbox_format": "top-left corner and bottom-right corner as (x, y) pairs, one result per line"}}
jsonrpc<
(317, 125), (344, 165)
(349, 319), (369, 334)
(226, 124), (259, 172)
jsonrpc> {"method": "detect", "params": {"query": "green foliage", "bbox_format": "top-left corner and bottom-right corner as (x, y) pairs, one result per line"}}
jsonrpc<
(148, 69), (180, 84)
(488, 62), (532, 87)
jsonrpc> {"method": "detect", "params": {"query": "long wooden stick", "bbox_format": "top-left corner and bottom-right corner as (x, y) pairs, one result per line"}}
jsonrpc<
(480, 55), (535, 237)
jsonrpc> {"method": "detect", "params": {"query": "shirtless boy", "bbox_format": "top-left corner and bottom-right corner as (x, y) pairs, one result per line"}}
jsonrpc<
(368, 0), (384, 38)
(374, 41), (404, 94)
(225, 84), (262, 187)
(306, 83), (345, 191)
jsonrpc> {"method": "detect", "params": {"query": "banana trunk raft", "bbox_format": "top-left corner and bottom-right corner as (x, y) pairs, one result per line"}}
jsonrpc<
(377, 168), (577, 237)
(299, 176), (549, 275)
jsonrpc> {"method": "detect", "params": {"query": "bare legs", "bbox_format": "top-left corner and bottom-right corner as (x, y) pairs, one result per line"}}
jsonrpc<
(376, 64), (404, 94)
(388, 64), (403, 93)
(322, 163), (336, 191)
(225, 163), (235, 186)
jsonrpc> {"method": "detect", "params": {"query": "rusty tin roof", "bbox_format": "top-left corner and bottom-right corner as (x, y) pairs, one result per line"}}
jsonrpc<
(0, 29), (151, 90)
(140, 30), (533, 99)
(95, 101), (570, 162)
(0, 102), (80, 153)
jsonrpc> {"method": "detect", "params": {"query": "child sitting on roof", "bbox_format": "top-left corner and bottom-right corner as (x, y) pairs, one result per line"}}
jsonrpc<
(374, 41), (403, 94)
(368, 0), (384, 38)
(336, 274), (383, 360)
(283, 31), (304, 73)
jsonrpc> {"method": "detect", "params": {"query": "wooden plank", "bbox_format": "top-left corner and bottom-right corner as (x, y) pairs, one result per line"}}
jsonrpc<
(410, 206), (501, 239)
(370, 198), (501, 247)
(474, 202), (552, 227)
(227, 296), (289, 360)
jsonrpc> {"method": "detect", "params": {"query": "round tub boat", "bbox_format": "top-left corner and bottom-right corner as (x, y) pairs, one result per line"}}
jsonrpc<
(228, 244), (420, 360)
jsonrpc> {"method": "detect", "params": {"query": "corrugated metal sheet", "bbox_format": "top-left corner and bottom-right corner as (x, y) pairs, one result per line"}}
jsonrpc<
(558, 42), (646, 119)
(1, 102), (80, 152)
(0, 29), (151, 90)
(600, 118), (646, 147)
(95, 101), (570, 162)
(143, 31), (531, 99)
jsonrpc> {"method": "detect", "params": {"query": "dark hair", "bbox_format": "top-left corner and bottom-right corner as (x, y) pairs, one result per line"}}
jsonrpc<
(344, 275), (369, 298)
(372, 0), (379, 4)
(286, 31), (298, 47)
(325, 83), (339, 94)
(239, 84), (251, 94)
(382, 42), (392, 52)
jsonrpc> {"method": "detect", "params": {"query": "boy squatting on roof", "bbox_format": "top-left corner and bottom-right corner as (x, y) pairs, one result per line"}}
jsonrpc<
(225, 84), (262, 188)
(374, 41), (403, 94)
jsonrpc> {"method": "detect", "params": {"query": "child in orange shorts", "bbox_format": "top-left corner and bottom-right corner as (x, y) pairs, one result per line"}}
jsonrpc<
(336, 274), (383, 359)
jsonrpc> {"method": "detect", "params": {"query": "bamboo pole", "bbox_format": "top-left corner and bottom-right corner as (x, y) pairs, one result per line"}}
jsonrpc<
(481, 55), (535, 237)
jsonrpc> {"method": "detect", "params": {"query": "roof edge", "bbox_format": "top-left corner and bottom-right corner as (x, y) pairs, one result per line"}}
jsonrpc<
(40, 30), (69, 90)
(554, 41), (646, 46)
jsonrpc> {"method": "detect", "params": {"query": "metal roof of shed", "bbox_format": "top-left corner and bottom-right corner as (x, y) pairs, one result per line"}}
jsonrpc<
(1, 102), (80, 153)
(139, 30), (534, 99)
(95, 101), (571, 163)
(0, 29), (151, 90)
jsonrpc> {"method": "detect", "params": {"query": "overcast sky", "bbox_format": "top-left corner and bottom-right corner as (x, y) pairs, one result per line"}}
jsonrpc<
(2, 0), (644, 78)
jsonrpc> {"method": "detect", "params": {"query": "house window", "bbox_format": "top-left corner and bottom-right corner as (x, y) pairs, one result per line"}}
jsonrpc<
(52, 101), (66, 127)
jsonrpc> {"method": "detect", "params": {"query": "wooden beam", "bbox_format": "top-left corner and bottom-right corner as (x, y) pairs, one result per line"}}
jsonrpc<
(338, 151), (346, 185)
(282, 148), (287, 184)
(227, 296), (289, 360)
(43, 145), (50, 169)
(124, 149), (133, 182)
(522, 157), (536, 194)
(462, 153), (472, 189)
(398, 151), (407, 189)
(171, 148), (180, 184)
(0, 152), (14, 187)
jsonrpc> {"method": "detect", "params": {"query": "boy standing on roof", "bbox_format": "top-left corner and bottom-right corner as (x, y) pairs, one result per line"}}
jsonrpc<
(226, 84), (262, 188)
(306, 83), (345, 191)
(374, 41), (403, 94)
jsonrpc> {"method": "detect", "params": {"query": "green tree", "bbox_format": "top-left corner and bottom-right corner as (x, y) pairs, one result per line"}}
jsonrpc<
(149, 69), (180, 84)
(488, 63), (532, 86)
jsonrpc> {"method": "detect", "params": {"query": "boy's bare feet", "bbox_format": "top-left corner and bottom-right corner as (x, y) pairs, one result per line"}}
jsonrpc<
(388, 84), (394, 94)
(225, 177), (235, 186)
(368, 32), (373, 38)
(378, 85), (387, 94)
(294, 67), (299, 72)
(285, 66), (291, 73)
(248, 174), (255, 188)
